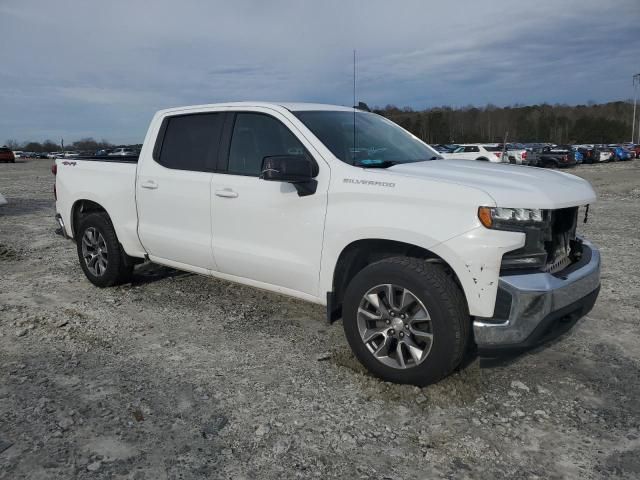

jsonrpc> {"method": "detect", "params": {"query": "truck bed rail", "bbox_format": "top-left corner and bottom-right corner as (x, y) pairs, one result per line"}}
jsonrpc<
(73, 155), (139, 163)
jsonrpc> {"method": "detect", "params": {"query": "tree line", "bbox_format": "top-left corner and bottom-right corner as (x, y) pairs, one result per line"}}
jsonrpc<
(367, 100), (635, 145)
(5, 100), (637, 150)
(3, 137), (115, 152)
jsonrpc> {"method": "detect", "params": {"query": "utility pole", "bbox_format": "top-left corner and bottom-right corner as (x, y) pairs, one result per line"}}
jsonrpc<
(633, 73), (640, 144)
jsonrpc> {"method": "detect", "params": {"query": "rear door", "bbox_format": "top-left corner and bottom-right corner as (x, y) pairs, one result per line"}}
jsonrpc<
(209, 109), (329, 296)
(136, 111), (226, 270)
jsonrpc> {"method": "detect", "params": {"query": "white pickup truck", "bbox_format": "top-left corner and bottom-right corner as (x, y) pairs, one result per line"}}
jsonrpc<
(54, 102), (601, 386)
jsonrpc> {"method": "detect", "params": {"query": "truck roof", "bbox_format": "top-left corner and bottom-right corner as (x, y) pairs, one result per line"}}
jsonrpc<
(155, 102), (355, 116)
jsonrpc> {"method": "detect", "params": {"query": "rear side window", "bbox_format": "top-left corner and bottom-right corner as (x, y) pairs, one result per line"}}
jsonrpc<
(227, 113), (307, 176)
(464, 146), (480, 153)
(158, 113), (225, 171)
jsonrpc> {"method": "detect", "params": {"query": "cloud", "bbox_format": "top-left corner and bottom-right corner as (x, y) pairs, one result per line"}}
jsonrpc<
(0, 0), (638, 142)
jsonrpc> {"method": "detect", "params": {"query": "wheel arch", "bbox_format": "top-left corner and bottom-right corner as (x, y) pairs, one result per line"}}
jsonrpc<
(327, 238), (465, 323)
(71, 199), (110, 240)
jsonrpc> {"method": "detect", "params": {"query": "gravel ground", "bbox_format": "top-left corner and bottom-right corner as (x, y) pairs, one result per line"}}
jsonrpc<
(1, 158), (639, 479)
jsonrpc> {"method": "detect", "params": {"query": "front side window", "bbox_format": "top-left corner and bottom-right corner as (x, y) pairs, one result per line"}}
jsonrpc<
(227, 113), (307, 176)
(158, 113), (225, 171)
(294, 110), (440, 166)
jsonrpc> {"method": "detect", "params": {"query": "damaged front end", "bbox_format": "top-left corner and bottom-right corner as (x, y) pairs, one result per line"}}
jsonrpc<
(474, 206), (601, 353)
(500, 206), (584, 274)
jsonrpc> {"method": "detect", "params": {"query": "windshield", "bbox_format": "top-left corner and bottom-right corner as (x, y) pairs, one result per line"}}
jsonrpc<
(294, 111), (441, 165)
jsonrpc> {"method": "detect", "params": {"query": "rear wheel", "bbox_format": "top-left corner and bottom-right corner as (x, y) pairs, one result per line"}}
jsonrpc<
(76, 212), (133, 287)
(342, 257), (469, 386)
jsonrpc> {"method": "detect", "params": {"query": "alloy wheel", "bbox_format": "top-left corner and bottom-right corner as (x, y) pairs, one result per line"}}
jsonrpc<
(81, 227), (109, 276)
(357, 284), (433, 369)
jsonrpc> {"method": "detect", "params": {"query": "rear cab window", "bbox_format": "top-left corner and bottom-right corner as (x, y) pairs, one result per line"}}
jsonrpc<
(156, 113), (225, 172)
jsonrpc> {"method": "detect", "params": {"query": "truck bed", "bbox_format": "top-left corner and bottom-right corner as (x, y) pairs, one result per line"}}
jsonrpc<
(55, 157), (144, 257)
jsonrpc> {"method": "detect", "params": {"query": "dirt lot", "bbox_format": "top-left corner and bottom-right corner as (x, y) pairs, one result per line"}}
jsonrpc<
(1, 158), (639, 479)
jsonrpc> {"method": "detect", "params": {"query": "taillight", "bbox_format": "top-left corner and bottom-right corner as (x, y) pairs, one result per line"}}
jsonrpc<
(563, 155), (568, 161)
(494, 152), (502, 158)
(51, 163), (57, 175)
(522, 151), (527, 159)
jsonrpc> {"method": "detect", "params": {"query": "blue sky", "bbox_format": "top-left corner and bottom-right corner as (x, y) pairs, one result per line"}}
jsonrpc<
(1, 0), (639, 144)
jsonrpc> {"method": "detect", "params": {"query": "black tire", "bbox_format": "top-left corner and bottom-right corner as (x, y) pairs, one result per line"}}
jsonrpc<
(76, 212), (133, 287)
(342, 257), (469, 386)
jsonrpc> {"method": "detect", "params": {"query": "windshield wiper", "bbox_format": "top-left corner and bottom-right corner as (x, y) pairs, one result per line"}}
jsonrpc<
(354, 157), (441, 168)
(353, 159), (399, 168)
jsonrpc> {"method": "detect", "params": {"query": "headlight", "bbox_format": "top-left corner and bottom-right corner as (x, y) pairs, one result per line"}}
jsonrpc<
(478, 206), (546, 230)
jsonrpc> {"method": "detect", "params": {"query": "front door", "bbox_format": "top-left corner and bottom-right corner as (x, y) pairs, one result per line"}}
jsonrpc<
(210, 110), (328, 297)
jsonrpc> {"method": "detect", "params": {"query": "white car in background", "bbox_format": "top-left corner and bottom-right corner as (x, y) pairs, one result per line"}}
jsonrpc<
(596, 148), (612, 162)
(505, 144), (529, 165)
(108, 147), (137, 156)
(440, 144), (506, 163)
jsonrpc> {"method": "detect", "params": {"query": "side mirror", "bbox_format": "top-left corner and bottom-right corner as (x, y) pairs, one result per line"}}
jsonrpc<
(260, 155), (318, 196)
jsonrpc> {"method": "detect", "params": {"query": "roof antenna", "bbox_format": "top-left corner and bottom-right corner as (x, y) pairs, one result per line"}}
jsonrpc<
(353, 49), (356, 163)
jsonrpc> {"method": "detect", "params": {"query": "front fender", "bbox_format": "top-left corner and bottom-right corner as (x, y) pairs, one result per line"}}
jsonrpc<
(429, 227), (524, 317)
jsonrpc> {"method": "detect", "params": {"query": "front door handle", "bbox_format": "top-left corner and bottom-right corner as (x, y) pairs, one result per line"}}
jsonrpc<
(215, 189), (238, 198)
(140, 180), (158, 190)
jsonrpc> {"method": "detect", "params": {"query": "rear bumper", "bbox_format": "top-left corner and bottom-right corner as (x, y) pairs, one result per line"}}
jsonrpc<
(474, 239), (600, 354)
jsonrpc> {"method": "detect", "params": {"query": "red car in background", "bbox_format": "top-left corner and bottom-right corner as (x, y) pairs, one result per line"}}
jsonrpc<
(0, 147), (16, 163)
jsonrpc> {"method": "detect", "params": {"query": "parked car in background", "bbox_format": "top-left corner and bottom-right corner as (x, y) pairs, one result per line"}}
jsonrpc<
(573, 149), (584, 164)
(574, 146), (598, 164)
(108, 147), (137, 156)
(0, 147), (16, 163)
(12, 151), (24, 158)
(440, 144), (505, 163)
(505, 143), (528, 165)
(528, 145), (576, 168)
(0, 193), (7, 206)
(592, 146), (612, 162)
(431, 144), (458, 153)
(63, 151), (80, 158)
(610, 146), (632, 161)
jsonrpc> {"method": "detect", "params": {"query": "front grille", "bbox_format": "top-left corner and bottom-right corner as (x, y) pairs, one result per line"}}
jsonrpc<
(543, 207), (578, 273)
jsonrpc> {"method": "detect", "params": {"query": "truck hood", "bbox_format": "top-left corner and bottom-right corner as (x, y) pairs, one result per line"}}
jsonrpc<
(386, 160), (596, 209)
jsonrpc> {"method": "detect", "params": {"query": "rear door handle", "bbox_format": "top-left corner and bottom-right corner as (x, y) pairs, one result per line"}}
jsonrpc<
(215, 189), (238, 198)
(140, 180), (158, 190)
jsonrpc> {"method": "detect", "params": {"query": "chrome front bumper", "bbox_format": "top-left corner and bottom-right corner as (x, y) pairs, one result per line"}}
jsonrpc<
(474, 239), (600, 352)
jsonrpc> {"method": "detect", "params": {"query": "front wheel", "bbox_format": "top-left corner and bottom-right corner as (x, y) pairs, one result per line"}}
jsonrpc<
(342, 257), (469, 386)
(76, 212), (133, 287)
